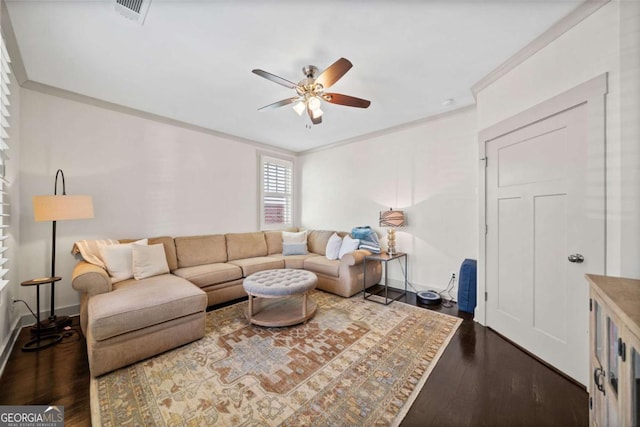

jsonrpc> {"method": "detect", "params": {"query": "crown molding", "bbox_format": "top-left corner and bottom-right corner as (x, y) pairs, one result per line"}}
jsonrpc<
(22, 80), (297, 157)
(24, 78), (476, 158)
(298, 104), (477, 156)
(471, 0), (610, 98)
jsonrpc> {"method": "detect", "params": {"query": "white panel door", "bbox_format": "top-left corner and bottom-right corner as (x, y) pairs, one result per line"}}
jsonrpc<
(486, 103), (604, 385)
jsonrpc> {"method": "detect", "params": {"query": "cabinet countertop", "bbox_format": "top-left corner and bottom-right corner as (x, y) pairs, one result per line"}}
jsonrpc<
(586, 274), (640, 339)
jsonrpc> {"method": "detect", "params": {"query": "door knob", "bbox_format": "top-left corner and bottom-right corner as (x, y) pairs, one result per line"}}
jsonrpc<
(568, 254), (584, 263)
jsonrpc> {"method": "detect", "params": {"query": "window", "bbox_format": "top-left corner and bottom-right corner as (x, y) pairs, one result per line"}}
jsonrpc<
(0, 34), (10, 292)
(259, 155), (293, 230)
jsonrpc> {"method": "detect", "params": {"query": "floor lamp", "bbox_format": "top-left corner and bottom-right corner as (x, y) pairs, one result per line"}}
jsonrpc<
(32, 169), (93, 333)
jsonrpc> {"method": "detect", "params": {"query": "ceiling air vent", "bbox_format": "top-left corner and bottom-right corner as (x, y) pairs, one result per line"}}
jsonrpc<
(115, 0), (152, 25)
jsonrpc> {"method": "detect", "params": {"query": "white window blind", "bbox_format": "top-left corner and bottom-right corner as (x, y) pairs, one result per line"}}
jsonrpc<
(0, 34), (10, 291)
(260, 155), (293, 230)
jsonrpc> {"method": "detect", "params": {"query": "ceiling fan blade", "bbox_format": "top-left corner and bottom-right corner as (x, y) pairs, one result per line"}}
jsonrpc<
(314, 58), (352, 89)
(252, 69), (299, 89)
(323, 93), (371, 108)
(258, 97), (300, 111)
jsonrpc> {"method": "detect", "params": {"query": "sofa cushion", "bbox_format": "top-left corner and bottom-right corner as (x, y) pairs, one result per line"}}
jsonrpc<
(174, 234), (227, 268)
(226, 232), (268, 261)
(303, 256), (340, 277)
(89, 274), (206, 342)
(264, 231), (283, 255)
(270, 253), (320, 269)
(227, 257), (284, 277)
(307, 230), (335, 256)
(173, 263), (243, 288)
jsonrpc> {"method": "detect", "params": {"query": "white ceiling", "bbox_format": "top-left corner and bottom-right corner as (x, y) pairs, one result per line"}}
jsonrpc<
(6, 0), (583, 153)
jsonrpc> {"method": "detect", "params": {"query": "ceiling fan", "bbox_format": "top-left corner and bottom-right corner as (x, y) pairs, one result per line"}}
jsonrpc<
(252, 57), (371, 125)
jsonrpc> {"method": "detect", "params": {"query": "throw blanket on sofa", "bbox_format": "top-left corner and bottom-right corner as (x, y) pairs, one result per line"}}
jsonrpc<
(72, 239), (119, 269)
(351, 226), (381, 254)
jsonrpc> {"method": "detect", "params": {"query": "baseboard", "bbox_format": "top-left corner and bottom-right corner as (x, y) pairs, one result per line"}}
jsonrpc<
(384, 278), (458, 302)
(19, 304), (80, 327)
(0, 317), (21, 378)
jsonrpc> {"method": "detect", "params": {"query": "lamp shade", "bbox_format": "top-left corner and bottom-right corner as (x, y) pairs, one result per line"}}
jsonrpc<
(33, 195), (94, 222)
(379, 209), (405, 227)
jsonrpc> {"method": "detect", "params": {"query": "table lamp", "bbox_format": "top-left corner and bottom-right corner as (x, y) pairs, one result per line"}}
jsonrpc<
(379, 208), (405, 255)
(32, 169), (93, 333)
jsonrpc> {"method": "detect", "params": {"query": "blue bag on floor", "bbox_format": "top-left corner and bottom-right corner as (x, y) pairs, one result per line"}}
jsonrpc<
(457, 259), (477, 313)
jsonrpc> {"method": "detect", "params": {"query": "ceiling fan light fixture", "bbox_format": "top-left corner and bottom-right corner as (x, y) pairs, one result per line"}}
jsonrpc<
(311, 108), (323, 119)
(293, 101), (306, 116)
(307, 96), (322, 111)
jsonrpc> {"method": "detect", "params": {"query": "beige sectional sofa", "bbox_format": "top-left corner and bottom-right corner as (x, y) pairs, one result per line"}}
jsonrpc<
(72, 229), (382, 376)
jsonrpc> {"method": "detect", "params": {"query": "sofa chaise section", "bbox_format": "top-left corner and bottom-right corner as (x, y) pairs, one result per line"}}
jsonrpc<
(72, 261), (207, 377)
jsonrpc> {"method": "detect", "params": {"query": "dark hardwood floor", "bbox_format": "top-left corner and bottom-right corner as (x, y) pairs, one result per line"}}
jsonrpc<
(399, 292), (588, 427)
(0, 317), (90, 426)
(0, 291), (589, 426)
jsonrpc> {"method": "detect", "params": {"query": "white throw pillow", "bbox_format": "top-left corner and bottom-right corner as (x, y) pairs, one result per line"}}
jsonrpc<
(132, 244), (170, 280)
(325, 233), (343, 260)
(99, 239), (148, 283)
(338, 235), (360, 259)
(282, 230), (307, 244)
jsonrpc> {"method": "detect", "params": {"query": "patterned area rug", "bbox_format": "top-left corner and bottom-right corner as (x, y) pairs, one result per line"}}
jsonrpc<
(91, 290), (461, 426)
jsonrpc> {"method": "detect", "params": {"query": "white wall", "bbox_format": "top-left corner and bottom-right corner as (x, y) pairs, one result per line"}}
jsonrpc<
(619, 0), (640, 277)
(17, 88), (292, 317)
(300, 107), (478, 296)
(477, 0), (640, 279)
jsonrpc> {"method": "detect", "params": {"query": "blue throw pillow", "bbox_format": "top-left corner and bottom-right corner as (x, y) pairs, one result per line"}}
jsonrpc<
(282, 243), (308, 256)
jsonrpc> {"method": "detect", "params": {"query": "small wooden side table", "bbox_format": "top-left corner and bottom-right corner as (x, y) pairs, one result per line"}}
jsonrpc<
(363, 252), (408, 305)
(21, 276), (63, 352)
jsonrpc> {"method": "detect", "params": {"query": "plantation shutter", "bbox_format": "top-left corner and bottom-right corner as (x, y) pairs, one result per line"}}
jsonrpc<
(0, 34), (10, 291)
(261, 156), (293, 229)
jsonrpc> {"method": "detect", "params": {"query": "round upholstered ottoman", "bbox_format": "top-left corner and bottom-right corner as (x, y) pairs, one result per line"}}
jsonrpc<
(243, 269), (318, 327)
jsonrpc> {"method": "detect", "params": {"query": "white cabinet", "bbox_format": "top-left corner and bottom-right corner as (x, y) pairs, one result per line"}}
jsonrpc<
(587, 274), (640, 426)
